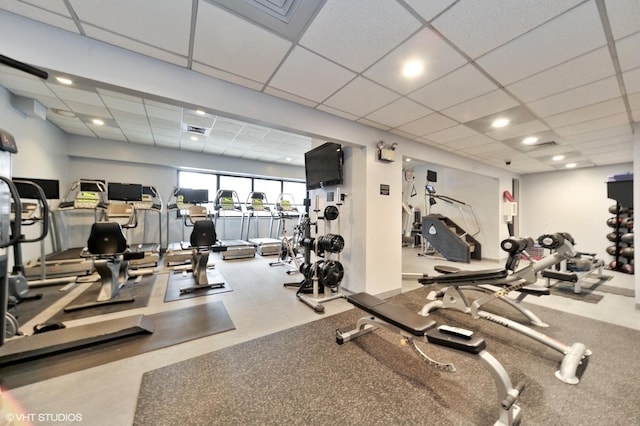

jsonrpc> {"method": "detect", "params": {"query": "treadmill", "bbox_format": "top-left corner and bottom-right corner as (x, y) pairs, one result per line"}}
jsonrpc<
(164, 187), (210, 266)
(23, 179), (107, 280)
(213, 189), (256, 260)
(242, 191), (281, 256)
(106, 182), (162, 268)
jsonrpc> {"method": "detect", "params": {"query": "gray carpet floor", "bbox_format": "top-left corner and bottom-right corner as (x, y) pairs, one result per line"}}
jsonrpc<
(134, 287), (640, 425)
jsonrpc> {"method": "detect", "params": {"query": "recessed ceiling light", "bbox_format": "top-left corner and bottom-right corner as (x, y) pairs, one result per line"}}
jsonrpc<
(405, 158), (412, 162)
(56, 76), (73, 85)
(522, 136), (538, 145)
(566, 163), (577, 168)
(195, 110), (205, 116)
(190, 135), (198, 142)
(552, 155), (565, 161)
(92, 119), (104, 126)
(491, 118), (510, 128)
(286, 157), (292, 162)
(402, 60), (424, 78)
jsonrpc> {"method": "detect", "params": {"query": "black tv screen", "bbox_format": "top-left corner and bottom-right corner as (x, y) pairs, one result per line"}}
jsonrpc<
(305, 142), (343, 190)
(179, 188), (209, 204)
(13, 177), (60, 199)
(80, 179), (106, 192)
(108, 182), (143, 202)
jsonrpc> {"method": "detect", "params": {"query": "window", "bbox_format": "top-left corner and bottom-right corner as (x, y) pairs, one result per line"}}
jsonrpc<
(176, 170), (305, 214)
(283, 181), (307, 209)
(177, 171), (217, 213)
(253, 179), (282, 208)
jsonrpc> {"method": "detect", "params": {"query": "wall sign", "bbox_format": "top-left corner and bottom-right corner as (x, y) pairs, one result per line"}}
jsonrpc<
(380, 184), (390, 195)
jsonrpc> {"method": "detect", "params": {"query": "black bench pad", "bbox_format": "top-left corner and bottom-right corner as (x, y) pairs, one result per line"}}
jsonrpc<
(425, 329), (486, 354)
(419, 268), (508, 285)
(347, 292), (435, 336)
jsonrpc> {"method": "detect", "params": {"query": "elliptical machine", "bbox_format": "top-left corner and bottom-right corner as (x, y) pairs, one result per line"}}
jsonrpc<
(7, 180), (49, 310)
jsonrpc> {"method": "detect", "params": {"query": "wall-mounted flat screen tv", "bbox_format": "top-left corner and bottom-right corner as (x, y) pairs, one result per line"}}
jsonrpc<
(304, 142), (343, 190)
(13, 177), (60, 199)
(179, 188), (209, 204)
(108, 182), (143, 202)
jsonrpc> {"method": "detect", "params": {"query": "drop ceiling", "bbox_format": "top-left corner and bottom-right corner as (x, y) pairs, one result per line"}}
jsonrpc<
(0, 0), (638, 173)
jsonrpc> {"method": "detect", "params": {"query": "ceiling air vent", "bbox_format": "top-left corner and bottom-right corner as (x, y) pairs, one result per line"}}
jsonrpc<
(186, 125), (207, 135)
(534, 141), (557, 148)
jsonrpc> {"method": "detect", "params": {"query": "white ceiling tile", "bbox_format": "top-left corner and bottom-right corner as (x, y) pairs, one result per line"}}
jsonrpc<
(65, 101), (110, 117)
(191, 62), (265, 91)
(322, 77), (400, 117)
(506, 47), (615, 102)
(23, 0), (71, 15)
(623, 67), (640, 94)
(389, 128), (419, 140)
(544, 98), (627, 128)
(119, 121), (151, 133)
(403, 0), (455, 21)
(298, 0), (420, 72)
(527, 76), (621, 117)
(444, 133), (494, 150)
(364, 28), (467, 94)
(424, 125), (479, 144)
(268, 47), (355, 103)
(604, 0), (640, 40)
(0, 72), (52, 97)
(144, 104), (182, 121)
(47, 84), (102, 105)
(590, 150), (634, 165)
(616, 32), (640, 72)
(212, 117), (245, 134)
(101, 95), (146, 115)
(363, 97), (431, 128)
(355, 117), (392, 131)
(408, 64), (498, 111)
(110, 110), (146, 123)
(554, 112), (631, 137)
(193, 2), (291, 83)
(432, 0), (583, 58)
(476, 1), (606, 85)
(396, 112), (457, 136)
(68, 0), (191, 54)
(151, 126), (180, 138)
(633, 108), (640, 122)
(573, 136), (632, 154)
(315, 104), (360, 121)
(262, 86), (319, 108)
(1, 0), (79, 32)
(486, 120), (549, 141)
(441, 89), (519, 122)
(563, 124), (632, 144)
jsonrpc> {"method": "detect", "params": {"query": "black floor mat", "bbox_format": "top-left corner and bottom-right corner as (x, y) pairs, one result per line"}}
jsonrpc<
(164, 268), (233, 302)
(0, 300), (235, 389)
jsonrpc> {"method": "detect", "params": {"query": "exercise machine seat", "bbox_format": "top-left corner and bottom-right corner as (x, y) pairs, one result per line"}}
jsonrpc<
(190, 219), (217, 248)
(87, 222), (127, 256)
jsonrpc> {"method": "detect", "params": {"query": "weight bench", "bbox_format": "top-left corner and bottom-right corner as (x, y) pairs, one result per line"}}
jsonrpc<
(417, 234), (591, 384)
(337, 292), (524, 426)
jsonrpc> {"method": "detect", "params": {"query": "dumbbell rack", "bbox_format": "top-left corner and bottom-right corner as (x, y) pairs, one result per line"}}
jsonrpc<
(606, 174), (634, 274)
